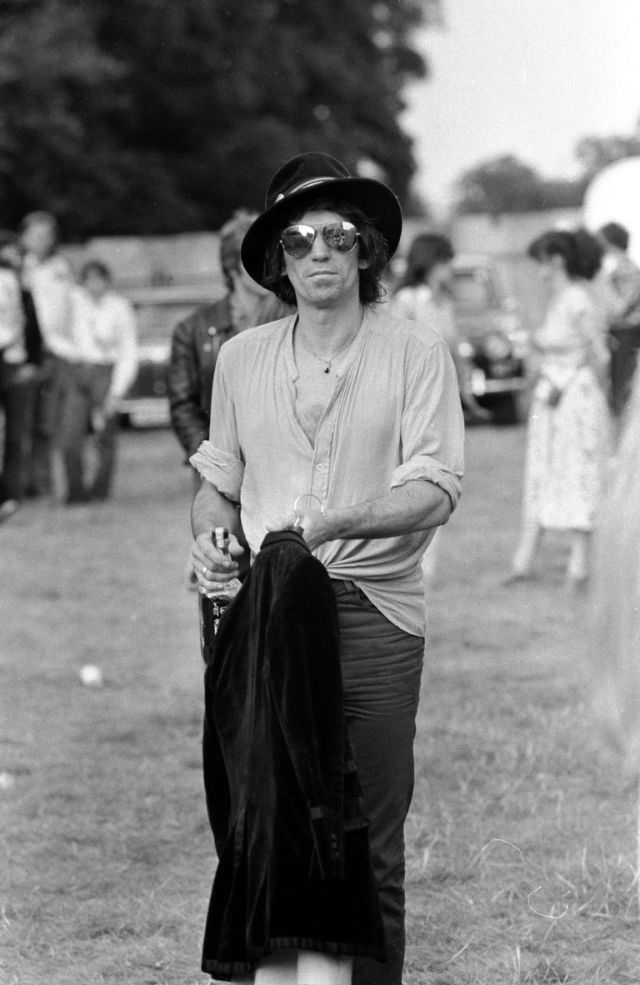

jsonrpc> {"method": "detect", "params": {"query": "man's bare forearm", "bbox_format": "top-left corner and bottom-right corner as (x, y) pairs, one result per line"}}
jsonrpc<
(304, 479), (453, 551)
(191, 480), (241, 540)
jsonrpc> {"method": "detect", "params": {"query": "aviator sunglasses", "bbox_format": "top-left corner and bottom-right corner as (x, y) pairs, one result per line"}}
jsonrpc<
(280, 220), (359, 259)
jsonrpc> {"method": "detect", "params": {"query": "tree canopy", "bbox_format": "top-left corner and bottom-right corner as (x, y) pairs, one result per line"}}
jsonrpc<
(452, 154), (588, 216)
(575, 118), (640, 180)
(0, 0), (438, 238)
(453, 116), (640, 217)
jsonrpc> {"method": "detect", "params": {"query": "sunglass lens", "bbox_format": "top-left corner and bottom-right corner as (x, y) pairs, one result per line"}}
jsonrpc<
(281, 222), (358, 257)
(281, 225), (315, 258)
(322, 222), (357, 251)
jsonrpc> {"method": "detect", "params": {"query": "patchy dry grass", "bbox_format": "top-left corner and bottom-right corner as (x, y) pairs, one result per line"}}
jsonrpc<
(405, 426), (639, 985)
(1, 425), (638, 984)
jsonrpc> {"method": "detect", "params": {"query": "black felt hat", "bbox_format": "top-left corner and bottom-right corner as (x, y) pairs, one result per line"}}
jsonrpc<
(241, 152), (403, 287)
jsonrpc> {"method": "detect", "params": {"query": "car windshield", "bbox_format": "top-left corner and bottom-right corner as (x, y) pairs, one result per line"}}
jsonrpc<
(452, 267), (498, 309)
(132, 301), (203, 342)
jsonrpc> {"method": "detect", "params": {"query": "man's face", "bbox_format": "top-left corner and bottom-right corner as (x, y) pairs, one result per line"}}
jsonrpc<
(281, 209), (361, 309)
(230, 262), (271, 300)
(0, 243), (21, 269)
(21, 221), (56, 261)
(83, 270), (109, 301)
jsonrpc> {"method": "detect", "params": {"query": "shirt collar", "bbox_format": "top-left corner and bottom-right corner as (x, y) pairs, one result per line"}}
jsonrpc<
(285, 308), (371, 381)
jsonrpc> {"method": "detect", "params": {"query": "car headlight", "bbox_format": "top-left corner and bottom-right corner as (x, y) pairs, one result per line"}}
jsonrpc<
(141, 344), (170, 364)
(457, 340), (475, 359)
(496, 314), (529, 359)
(481, 331), (512, 361)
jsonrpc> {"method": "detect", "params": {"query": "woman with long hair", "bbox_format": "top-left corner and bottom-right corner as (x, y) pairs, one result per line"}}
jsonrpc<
(507, 227), (611, 588)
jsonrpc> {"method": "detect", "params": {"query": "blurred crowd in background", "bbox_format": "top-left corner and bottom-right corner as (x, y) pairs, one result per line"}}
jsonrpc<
(0, 210), (138, 518)
(2, 201), (640, 600)
(388, 220), (640, 589)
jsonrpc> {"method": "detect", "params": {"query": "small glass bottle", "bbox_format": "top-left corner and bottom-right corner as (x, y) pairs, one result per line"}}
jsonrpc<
(209, 527), (242, 633)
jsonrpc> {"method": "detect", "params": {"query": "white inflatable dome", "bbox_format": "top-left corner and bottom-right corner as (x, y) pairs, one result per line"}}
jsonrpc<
(583, 156), (640, 264)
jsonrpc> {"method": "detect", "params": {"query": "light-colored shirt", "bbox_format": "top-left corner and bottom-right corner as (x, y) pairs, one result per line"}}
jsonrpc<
(22, 253), (76, 359)
(190, 307), (464, 636)
(602, 252), (640, 320)
(70, 287), (139, 399)
(0, 268), (25, 362)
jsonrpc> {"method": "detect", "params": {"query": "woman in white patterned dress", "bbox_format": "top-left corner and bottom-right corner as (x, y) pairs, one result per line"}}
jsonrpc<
(508, 228), (612, 588)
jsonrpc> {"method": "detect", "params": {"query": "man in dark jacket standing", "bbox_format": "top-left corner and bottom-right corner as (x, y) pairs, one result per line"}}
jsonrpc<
(189, 154), (464, 985)
(167, 211), (288, 460)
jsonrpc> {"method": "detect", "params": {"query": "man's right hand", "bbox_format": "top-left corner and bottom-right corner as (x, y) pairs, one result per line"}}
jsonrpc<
(190, 531), (244, 595)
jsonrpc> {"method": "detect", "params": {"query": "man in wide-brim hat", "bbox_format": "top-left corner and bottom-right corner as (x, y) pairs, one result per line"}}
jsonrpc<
(190, 152), (465, 985)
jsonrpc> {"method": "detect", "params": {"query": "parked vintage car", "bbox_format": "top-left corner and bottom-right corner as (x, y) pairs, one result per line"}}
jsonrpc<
(387, 250), (529, 424)
(118, 283), (221, 427)
(450, 254), (529, 424)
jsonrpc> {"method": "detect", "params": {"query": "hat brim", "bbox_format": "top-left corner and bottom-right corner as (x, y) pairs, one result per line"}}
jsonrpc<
(241, 177), (403, 288)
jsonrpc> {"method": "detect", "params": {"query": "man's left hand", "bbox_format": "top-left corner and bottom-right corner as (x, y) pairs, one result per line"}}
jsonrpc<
(266, 506), (337, 551)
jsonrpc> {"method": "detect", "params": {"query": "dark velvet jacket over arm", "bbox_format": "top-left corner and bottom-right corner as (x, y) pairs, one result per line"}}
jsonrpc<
(200, 530), (385, 980)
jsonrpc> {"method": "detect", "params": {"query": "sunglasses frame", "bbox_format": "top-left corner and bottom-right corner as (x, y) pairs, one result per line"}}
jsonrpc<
(280, 220), (360, 259)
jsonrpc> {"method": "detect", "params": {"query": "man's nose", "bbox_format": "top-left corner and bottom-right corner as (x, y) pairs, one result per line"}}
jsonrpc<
(309, 231), (330, 259)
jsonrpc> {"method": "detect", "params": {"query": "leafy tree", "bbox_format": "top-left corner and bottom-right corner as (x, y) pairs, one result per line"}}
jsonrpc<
(453, 155), (546, 215)
(453, 153), (587, 215)
(575, 117), (640, 179)
(0, 0), (125, 232)
(0, 0), (439, 237)
(453, 115), (640, 217)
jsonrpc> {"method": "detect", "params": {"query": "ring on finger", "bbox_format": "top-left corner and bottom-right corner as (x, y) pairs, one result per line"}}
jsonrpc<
(201, 565), (209, 577)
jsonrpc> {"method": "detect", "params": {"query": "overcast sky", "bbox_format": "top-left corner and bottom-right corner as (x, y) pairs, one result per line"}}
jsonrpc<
(403, 0), (640, 212)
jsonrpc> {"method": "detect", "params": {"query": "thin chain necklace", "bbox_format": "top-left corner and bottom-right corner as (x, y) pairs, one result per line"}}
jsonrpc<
(296, 319), (362, 374)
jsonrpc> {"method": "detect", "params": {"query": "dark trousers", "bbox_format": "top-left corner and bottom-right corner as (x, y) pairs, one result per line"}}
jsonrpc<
(332, 580), (424, 985)
(0, 359), (37, 502)
(26, 352), (64, 495)
(58, 361), (117, 501)
(609, 335), (638, 417)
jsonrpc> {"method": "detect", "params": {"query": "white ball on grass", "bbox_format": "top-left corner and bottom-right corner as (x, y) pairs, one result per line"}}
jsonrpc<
(79, 664), (104, 687)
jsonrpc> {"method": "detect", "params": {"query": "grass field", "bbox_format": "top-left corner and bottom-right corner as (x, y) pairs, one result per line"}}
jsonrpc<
(1, 425), (638, 985)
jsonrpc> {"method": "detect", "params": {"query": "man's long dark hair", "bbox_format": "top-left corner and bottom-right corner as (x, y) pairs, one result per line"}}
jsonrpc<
(262, 197), (390, 306)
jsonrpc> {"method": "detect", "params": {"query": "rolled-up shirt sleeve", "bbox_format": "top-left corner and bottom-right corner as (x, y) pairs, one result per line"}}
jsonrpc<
(390, 335), (464, 509)
(189, 348), (244, 502)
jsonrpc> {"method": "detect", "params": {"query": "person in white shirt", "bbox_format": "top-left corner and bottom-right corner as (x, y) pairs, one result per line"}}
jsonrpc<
(58, 259), (138, 503)
(19, 211), (75, 496)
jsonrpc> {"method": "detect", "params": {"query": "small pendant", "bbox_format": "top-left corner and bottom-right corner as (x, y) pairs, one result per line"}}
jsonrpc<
(324, 365), (330, 374)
